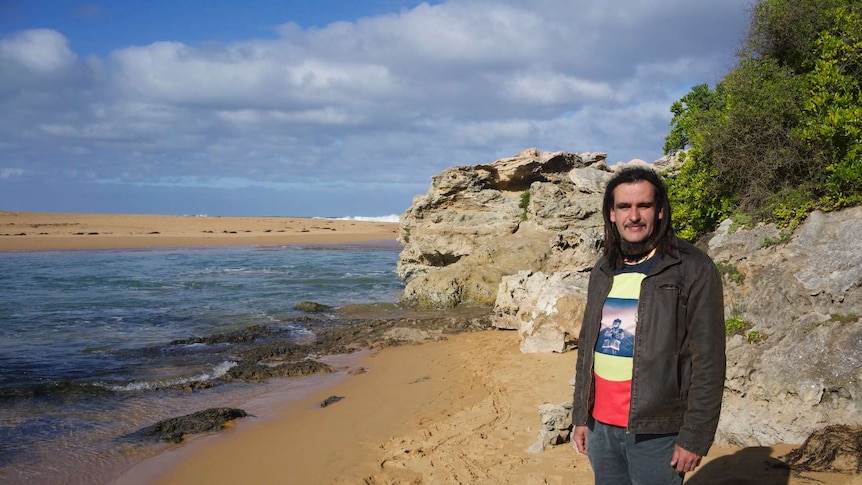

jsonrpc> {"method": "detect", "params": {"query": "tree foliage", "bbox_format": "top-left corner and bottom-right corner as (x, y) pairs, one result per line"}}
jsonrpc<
(796, 6), (862, 208)
(664, 0), (862, 238)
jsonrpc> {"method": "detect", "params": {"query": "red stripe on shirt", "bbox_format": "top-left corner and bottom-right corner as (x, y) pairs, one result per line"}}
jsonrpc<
(592, 372), (631, 427)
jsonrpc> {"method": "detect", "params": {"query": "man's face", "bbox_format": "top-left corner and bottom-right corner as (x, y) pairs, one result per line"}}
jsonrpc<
(609, 180), (663, 245)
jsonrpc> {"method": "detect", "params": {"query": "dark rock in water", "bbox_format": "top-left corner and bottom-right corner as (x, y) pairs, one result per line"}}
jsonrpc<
(136, 407), (248, 443)
(294, 301), (332, 312)
(170, 324), (277, 345)
(224, 359), (333, 381)
(233, 341), (311, 363)
(320, 395), (344, 408)
(781, 424), (862, 474)
(181, 380), (217, 393)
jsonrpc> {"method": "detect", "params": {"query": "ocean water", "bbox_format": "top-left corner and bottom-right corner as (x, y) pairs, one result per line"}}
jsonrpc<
(0, 242), (404, 484)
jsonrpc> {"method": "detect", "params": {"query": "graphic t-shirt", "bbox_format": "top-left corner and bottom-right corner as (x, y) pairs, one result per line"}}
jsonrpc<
(592, 254), (657, 427)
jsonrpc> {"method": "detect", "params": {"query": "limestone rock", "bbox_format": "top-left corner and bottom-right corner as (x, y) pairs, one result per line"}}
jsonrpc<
(709, 207), (862, 447)
(791, 208), (862, 301)
(397, 148), (605, 309)
(487, 148), (585, 191)
(568, 167), (612, 194)
(527, 402), (573, 453)
(493, 270), (587, 353)
(399, 221), (554, 308)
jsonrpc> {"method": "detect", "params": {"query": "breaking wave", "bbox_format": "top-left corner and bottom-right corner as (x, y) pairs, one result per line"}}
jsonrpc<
(105, 361), (238, 392)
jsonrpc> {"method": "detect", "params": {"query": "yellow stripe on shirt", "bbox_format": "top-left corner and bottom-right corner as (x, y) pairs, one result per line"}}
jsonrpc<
(594, 350), (633, 382)
(607, 272), (646, 299)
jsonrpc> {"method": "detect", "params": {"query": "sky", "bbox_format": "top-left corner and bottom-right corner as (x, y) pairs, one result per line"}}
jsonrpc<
(0, 0), (751, 218)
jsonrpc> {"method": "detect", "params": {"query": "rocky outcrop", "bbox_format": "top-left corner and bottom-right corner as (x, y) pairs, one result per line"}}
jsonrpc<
(708, 206), (862, 447)
(397, 148), (611, 353)
(397, 147), (862, 449)
(397, 148), (609, 310)
(398, 148), (657, 351)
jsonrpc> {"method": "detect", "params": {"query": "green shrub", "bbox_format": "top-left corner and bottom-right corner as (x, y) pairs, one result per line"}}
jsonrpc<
(716, 262), (745, 285)
(519, 190), (530, 221)
(725, 317), (749, 336)
(766, 187), (818, 230)
(829, 313), (859, 324)
(760, 231), (792, 248)
(662, 1), (862, 239)
(665, 154), (734, 241)
(746, 330), (767, 344)
(727, 212), (754, 233)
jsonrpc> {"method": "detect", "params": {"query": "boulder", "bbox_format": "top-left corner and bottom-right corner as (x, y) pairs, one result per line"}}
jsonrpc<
(527, 402), (574, 453)
(493, 270), (587, 353)
(134, 407), (248, 443)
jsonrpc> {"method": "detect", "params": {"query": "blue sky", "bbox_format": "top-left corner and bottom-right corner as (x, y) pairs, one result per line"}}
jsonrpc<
(0, 0), (750, 218)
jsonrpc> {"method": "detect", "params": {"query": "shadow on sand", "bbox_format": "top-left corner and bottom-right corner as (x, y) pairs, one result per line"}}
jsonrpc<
(686, 446), (791, 485)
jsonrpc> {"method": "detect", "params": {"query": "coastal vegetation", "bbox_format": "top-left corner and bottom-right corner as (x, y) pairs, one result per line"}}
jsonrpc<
(724, 316), (750, 336)
(715, 261), (745, 285)
(663, 0), (862, 240)
(519, 189), (531, 221)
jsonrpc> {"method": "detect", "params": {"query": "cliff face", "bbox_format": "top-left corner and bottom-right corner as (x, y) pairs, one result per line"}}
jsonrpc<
(397, 148), (862, 447)
(709, 207), (862, 446)
(398, 148), (660, 352)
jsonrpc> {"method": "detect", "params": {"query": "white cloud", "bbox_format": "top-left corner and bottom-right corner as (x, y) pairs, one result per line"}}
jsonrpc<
(0, 29), (77, 74)
(502, 72), (615, 105)
(0, 0), (752, 215)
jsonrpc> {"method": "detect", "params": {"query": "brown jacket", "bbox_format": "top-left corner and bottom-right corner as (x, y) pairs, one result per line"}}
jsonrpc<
(572, 238), (726, 456)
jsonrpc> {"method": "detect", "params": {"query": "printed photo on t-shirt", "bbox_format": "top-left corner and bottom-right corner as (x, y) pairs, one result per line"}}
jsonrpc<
(596, 297), (636, 357)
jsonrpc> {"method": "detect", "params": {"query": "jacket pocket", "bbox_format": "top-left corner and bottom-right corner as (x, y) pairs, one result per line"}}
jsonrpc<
(656, 283), (688, 397)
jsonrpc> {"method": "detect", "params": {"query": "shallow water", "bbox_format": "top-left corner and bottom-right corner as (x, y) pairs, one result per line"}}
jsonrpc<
(0, 242), (403, 484)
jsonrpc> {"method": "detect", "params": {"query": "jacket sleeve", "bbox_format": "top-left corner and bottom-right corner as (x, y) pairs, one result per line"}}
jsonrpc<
(676, 255), (726, 456)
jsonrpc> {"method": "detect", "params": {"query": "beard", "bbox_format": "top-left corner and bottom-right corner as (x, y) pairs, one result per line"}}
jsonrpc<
(620, 238), (656, 258)
(617, 223), (660, 258)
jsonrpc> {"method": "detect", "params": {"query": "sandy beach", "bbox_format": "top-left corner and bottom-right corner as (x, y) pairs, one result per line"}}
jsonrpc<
(3, 211), (856, 484)
(0, 211), (400, 252)
(116, 329), (857, 485)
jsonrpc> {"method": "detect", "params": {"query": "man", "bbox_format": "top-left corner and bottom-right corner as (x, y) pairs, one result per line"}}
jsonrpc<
(572, 166), (726, 484)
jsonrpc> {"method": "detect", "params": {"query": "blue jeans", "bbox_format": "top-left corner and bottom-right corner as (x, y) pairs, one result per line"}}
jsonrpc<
(586, 419), (683, 485)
